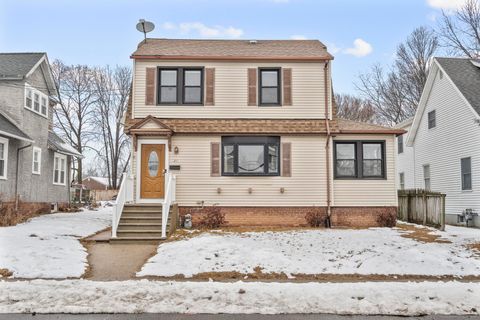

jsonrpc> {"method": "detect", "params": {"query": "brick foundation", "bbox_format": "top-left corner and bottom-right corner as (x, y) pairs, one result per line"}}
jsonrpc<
(0, 201), (61, 227)
(179, 206), (397, 228)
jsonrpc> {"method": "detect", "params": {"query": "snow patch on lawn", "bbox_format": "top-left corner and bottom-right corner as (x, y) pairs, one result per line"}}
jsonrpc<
(1, 279), (479, 315)
(139, 225), (480, 277)
(0, 208), (111, 278)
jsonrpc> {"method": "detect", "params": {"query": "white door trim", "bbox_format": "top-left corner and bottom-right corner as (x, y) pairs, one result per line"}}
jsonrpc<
(136, 138), (169, 204)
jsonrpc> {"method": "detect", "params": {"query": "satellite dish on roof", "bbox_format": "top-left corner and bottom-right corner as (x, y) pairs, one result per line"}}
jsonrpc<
(136, 19), (155, 41)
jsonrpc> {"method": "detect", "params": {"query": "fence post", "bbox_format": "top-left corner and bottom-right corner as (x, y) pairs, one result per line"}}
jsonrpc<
(422, 190), (427, 226)
(440, 194), (446, 231)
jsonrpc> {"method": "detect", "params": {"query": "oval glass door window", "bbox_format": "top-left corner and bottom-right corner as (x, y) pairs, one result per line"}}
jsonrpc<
(148, 151), (159, 177)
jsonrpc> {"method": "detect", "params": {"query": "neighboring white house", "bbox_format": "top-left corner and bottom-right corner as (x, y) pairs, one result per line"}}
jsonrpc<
(397, 57), (480, 224)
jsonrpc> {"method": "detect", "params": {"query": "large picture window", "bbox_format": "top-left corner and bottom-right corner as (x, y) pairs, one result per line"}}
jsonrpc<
(222, 136), (280, 176)
(334, 141), (386, 179)
(158, 67), (203, 105)
(259, 68), (281, 106)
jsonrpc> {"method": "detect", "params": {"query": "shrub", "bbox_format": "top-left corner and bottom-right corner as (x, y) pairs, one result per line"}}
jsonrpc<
(377, 210), (396, 228)
(305, 208), (325, 227)
(198, 206), (227, 229)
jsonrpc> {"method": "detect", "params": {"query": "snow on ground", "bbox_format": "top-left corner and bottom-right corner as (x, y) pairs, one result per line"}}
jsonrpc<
(0, 207), (111, 279)
(0, 279), (479, 315)
(139, 224), (480, 277)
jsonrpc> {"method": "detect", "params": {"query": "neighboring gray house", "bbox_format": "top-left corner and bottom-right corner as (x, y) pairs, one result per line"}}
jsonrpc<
(0, 53), (82, 213)
(397, 57), (480, 225)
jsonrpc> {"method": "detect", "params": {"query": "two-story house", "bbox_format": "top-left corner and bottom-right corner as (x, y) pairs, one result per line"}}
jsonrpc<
(396, 57), (480, 225)
(0, 53), (82, 224)
(114, 39), (403, 241)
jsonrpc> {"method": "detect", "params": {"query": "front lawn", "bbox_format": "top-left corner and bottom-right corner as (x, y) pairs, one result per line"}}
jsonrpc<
(0, 207), (111, 279)
(138, 223), (480, 278)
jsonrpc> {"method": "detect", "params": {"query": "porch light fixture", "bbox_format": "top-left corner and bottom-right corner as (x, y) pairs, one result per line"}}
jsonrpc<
(217, 187), (222, 194)
(248, 187), (253, 194)
(280, 187), (285, 194)
(174, 146), (179, 154)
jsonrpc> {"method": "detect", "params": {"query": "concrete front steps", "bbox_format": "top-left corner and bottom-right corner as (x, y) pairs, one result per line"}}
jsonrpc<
(110, 204), (171, 244)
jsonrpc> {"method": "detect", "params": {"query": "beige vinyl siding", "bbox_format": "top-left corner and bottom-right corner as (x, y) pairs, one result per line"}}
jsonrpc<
(332, 134), (398, 207)
(133, 60), (330, 119)
(134, 135), (328, 206)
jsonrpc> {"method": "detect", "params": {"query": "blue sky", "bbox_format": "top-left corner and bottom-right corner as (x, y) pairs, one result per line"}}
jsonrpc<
(0, 0), (464, 94)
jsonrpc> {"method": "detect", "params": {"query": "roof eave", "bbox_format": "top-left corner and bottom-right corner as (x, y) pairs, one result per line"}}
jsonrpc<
(338, 129), (406, 136)
(0, 130), (34, 143)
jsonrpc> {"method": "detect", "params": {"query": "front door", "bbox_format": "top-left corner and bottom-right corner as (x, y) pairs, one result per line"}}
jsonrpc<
(140, 144), (165, 199)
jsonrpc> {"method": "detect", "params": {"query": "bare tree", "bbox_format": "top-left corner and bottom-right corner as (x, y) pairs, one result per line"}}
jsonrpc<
(334, 93), (377, 123)
(92, 66), (132, 189)
(51, 60), (97, 183)
(438, 0), (480, 57)
(355, 27), (438, 125)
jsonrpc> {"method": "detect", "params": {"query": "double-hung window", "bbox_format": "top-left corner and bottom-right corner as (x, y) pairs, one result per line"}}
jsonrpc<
(26, 88), (33, 109)
(334, 141), (386, 179)
(33, 93), (40, 112)
(259, 68), (281, 106)
(399, 172), (405, 190)
(32, 147), (41, 175)
(53, 153), (67, 185)
(0, 137), (8, 180)
(222, 136), (280, 176)
(423, 164), (431, 190)
(461, 157), (472, 191)
(158, 67), (203, 105)
(397, 134), (404, 154)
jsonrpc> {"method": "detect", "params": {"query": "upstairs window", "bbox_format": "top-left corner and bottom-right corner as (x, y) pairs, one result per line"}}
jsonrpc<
(0, 137), (8, 180)
(399, 172), (405, 190)
(53, 153), (67, 185)
(259, 68), (281, 106)
(397, 134), (404, 154)
(25, 85), (48, 117)
(222, 136), (280, 176)
(334, 141), (386, 179)
(428, 110), (436, 129)
(461, 157), (472, 191)
(158, 67), (203, 105)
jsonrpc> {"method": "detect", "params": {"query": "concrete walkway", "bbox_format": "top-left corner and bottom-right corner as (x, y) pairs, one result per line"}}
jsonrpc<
(82, 230), (158, 281)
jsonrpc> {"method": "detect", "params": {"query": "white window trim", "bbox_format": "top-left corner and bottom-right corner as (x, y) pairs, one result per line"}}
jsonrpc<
(0, 137), (8, 180)
(32, 147), (42, 175)
(25, 84), (48, 118)
(53, 152), (67, 186)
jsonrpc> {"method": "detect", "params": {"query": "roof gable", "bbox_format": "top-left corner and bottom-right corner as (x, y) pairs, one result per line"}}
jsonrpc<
(0, 53), (45, 80)
(407, 58), (480, 146)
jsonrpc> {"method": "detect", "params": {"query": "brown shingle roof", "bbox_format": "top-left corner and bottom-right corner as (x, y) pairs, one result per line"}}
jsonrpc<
(131, 39), (333, 61)
(337, 119), (405, 135)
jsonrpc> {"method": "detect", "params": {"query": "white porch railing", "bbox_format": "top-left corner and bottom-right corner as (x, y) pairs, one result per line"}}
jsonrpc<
(112, 172), (133, 238)
(162, 172), (177, 238)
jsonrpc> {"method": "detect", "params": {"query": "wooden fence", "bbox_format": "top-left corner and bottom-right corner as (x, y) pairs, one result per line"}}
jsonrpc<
(93, 190), (118, 201)
(398, 189), (446, 230)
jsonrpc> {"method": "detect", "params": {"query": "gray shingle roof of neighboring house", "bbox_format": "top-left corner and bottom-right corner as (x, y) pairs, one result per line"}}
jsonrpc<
(47, 131), (83, 158)
(0, 111), (33, 142)
(436, 57), (480, 117)
(0, 53), (45, 80)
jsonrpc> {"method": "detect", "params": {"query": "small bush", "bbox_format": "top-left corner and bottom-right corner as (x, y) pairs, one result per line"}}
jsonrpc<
(305, 209), (324, 227)
(198, 206), (227, 229)
(377, 211), (396, 228)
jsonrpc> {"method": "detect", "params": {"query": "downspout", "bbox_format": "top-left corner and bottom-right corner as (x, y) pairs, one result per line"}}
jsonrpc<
(15, 143), (32, 211)
(324, 61), (332, 228)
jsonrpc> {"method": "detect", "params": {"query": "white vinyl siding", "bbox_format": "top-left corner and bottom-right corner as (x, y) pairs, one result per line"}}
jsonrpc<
(53, 153), (66, 185)
(395, 126), (415, 190)
(133, 60), (332, 119)
(411, 65), (480, 215)
(0, 137), (8, 180)
(32, 147), (41, 175)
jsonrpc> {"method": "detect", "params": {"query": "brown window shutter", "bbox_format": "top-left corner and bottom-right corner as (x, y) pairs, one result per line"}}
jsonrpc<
(248, 68), (257, 106)
(205, 68), (215, 106)
(145, 68), (156, 105)
(211, 142), (220, 177)
(283, 68), (292, 106)
(282, 142), (291, 177)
